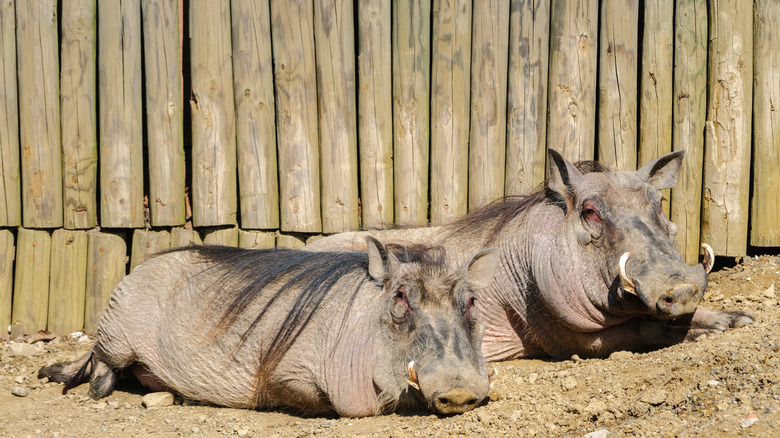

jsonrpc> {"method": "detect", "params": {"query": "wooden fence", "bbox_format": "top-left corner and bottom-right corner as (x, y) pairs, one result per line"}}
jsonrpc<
(0, 0), (778, 337)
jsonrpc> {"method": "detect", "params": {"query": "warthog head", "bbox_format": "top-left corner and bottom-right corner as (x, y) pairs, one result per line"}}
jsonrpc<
(547, 149), (712, 319)
(366, 237), (499, 415)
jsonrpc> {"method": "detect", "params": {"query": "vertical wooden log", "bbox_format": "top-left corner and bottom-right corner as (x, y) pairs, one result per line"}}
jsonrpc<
(170, 227), (202, 248)
(670, 0), (707, 265)
(99, 0), (144, 228)
(232, 0), (279, 230)
(16, 0), (63, 228)
(638, 0), (674, 216)
(505, 0), (551, 196)
(357, 0), (393, 229)
(48, 229), (88, 334)
(61, 0), (97, 230)
(547, 0), (598, 162)
(750, 0), (780, 246)
(11, 229), (51, 337)
(597, 0), (638, 171)
(203, 226), (239, 246)
(430, 0), (471, 224)
(469, 0), (510, 210)
(270, 0), (321, 233)
(701, 0), (752, 257)
(190, 0), (237, 227)
(0, 0), (20, 227)
(0, 230), (14, 331)
(85, 230), (127, 334)
(276, 233), (306, 249)
(238, 229), (276, 249)
(315, 0), (359, 233)
(143, 0), (185, 226)
(130, 229), (171, 271)
(393, 0), (431, 226)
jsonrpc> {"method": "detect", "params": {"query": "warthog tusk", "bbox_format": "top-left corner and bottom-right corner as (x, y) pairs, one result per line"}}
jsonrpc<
(488, 368), (498, 389)
(407, 360), (420, 391)
(701, 243), (714, 274)
(619, 252), (637, 295)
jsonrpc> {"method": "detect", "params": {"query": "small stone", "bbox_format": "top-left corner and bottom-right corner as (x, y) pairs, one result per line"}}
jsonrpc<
(106, 399), (119, 408)
(11, 386), (29, 397)
(142, 392), (175, 408)
(319, 420), (336, 428)
(584, 428), (609, 438)
(528, 373), (539, 384)
(236, 429), (249, 437)
(740, 413), (759, 429)
(762, 283), (776, 298)
(584, 400), (608, 419)
(14, 376), (24, 384)
(570, 354), (583, 363)
(8, 343), (40, 357)
(92, 401), (108, 410)
(609, 350), (633, 361)
(640, 389), (667, 406)
(561, 376), (578, 390)
(707, 380), (719, 387)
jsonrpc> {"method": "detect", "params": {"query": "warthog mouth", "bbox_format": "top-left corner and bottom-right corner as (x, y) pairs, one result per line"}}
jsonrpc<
(406, 361), (496, 414)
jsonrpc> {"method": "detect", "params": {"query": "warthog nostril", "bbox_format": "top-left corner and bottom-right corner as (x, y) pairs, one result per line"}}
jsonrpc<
(433, 388), (480, 415)
(656, 284), (701, 316)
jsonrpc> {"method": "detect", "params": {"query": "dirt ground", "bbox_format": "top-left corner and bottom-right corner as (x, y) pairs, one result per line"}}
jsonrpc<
(1, 255), (778, 437)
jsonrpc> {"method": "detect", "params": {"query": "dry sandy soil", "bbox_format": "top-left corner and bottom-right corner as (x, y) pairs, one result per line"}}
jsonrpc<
(1, 255), (778, 437)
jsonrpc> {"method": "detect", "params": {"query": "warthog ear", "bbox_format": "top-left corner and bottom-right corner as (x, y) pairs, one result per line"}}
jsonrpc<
(366, 236), (399, 283)
(637, 149), (685, 190)
(466, 248), (500, 290)
(547, 148), (583, 204)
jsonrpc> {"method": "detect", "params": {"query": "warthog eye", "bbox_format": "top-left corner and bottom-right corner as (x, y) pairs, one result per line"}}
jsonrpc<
(582, 206), (601, 223)
(391, 288), (411, 323)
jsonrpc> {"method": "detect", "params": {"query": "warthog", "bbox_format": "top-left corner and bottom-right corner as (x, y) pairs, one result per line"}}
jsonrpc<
(305, 150), (754, 360)
(39, 237), (500, 417)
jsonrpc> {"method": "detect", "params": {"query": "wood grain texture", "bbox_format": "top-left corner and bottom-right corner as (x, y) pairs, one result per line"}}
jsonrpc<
(505, 0), (550, 196)
(98, 0), (144, 228)
(430, 0), (471, 224)
(701, 0), (753, 257)
(203, 226), (239, 246)
(48, 229), (88, 334)
(85, 230), (127, 334)
(356, 0), (393, 229)
(143, 0), (185, 226)
(469, 0), (510, 210)
(750, 0), (780, 246)
(271, 0), (321, 233)
(170, 227), (202, 248)
(0, 0), (20, 227)
(61, 0), (97, 230)
(546, 0), (598, 162)
(190, 0), (237, 227)
(11, 229), (51, 337)
(238, 229), (276, 249)
(276, 233), (306, 249)
(16, 0), (63, 228)
(0, 229), (13, 331)
(670, 0), (707, 265)
(232, 0), (279, 230)
(597, 0), (638, 171)
(130, 229), (171, 271)
(638, 0), (673, 216)
(393, 0), (431, 226)
(315, 0), (359, 233)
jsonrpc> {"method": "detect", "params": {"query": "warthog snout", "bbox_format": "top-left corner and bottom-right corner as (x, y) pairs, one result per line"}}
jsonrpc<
(656, 283), (701, 316)
(433, 388), (481, 414)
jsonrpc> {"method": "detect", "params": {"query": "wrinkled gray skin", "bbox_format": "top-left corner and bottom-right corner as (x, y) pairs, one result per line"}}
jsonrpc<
(39, 237), (500, 417)
(305, 150), (754, 360)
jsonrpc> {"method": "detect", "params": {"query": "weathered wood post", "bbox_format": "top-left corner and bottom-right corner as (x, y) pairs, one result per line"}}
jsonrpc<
(61, 0), (97, 230)
(750, 0), (780, 246)
(702, 0), (753, 257)
(547, 0), (598, 161)
(170, 227), (202, 248)
(315, 0), (359, 233)
(203, 226), (239, 246)
(11, 229), (51, 337)
(232, 0), (279, 230)
(597, 0), (638, 171)
(48, 229), (88, 334)
(430, 0), (471, 224)
(85, 231), (127, 334)
(356, 0), (393, 229)
(130, 230), (171, 271)
(469, 0), (510, 210)
(17, 0), (63, 228)
(0, 230), (13, 331)
(238, 229), (276, 249)
(99, 0), (144, 228)
(638, 0), (673, 216)
(0, 0), (20, 227)
(143, 0), (186, 226)
(190, 0), (237, 227)
(270, 0), (321, 233)
(505, 0), (551, 196)
(393, 0), (431, 226)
